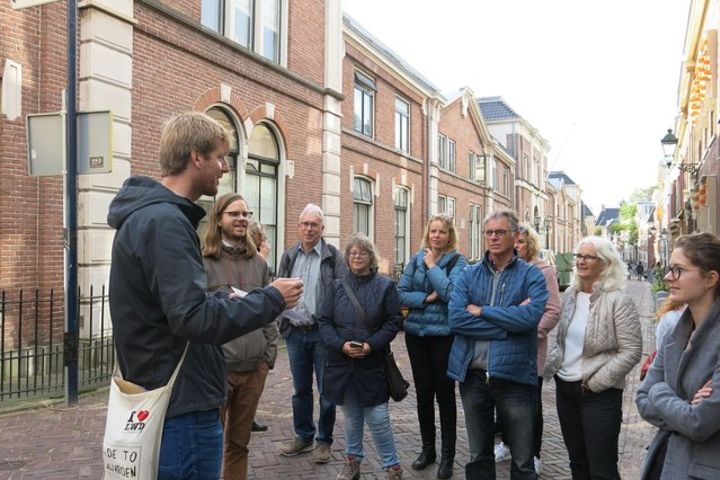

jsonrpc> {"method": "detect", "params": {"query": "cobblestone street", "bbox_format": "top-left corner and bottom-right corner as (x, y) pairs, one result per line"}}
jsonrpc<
(0, 280), (657, 479)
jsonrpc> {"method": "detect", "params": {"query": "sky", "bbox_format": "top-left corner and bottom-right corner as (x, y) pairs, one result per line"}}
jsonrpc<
(343, 0), (692, 216)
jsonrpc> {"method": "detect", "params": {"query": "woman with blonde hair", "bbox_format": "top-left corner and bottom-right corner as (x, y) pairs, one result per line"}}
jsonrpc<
(398, 214), (467, 479)
(248, 221), (271, 261)
(546, 236), (642, 479)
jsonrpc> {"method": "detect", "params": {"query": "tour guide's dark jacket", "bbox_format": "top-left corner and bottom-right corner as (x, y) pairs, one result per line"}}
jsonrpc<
(107, 176), (285, 418)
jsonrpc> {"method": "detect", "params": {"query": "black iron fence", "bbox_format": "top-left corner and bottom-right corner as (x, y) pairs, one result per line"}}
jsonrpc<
(0, 272), (409, 406)
(0, 286), (114, 404)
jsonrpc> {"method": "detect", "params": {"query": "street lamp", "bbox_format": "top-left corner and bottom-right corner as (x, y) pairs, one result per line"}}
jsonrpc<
(661, 128), (698, 174)
(661, 128), (678, 169)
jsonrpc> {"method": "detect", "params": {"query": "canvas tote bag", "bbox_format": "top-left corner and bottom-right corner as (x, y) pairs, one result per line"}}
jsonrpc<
(102, 343), (188, 479)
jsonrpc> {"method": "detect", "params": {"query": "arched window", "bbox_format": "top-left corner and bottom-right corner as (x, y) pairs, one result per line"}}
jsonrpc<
(245, 123), (280, 269)
(197, 107), (241, 239)
(353, 177), (374, 237)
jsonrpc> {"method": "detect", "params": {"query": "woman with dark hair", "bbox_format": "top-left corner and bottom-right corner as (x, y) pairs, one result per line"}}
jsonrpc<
(637, 233), (720, 479)
(202, 193), (276, 480)
(398, 214), (467, 479)
(546, 236), (642, 479)
(319, 234), (404, 480)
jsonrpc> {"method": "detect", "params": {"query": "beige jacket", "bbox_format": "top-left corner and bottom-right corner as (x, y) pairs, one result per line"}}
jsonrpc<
(545, 285), (642, 392)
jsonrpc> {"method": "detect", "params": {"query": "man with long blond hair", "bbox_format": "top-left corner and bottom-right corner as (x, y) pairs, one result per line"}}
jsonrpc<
(108, 112), (303, 478)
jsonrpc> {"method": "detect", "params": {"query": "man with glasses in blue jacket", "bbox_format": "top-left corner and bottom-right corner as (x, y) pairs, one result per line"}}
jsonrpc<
(448, 209), (548, 480)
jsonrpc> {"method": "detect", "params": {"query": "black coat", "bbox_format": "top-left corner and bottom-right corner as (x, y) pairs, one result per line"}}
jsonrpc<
(318, 270), (402, 407)
(107, 176), (285, 418)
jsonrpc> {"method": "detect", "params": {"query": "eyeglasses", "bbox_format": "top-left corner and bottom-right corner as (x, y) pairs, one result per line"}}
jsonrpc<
(349, 250), (370, 258)
(223, 210), (253, 219)
(573, 253), (601, 262)
(483, 229), (512, 238)
(666, 265), (701, 281)
(300, 221), (321, 229)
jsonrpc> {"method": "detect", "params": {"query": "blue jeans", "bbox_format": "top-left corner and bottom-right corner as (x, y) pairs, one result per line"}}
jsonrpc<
(158, 409), (223, 480)
(460, 370), (537, 480)
(285, 326), (336, 444)
(342, 393), (399, 469)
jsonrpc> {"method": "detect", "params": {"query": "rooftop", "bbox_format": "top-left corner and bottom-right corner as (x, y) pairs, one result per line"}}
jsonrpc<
(476, 96), (521, 121)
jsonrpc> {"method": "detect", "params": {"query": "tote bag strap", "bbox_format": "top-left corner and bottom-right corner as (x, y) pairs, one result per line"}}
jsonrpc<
(112, 341), (190, 390)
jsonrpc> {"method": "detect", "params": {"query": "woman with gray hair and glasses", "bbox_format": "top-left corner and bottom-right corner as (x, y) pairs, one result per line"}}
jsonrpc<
(318, 234), (404, 480)
(545, 236), (642, 479)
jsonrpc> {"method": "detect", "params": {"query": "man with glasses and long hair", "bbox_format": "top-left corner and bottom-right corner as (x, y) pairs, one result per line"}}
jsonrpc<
(448, 209), (548, 480)
(202, 193), (277, 480)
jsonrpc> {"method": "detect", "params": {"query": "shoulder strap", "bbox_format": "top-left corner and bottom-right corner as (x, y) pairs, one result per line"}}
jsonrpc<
(341, 277), (369, 329)
(112, 341), (189, 389)
(445, 253), (461, 274)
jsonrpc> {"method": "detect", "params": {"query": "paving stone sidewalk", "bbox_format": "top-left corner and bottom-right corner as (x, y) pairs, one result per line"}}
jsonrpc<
(0, 281), (657, 479)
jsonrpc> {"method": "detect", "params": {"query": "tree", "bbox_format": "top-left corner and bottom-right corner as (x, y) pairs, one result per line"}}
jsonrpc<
(610, 201), (638, 246)
(628, 186), (655, 204)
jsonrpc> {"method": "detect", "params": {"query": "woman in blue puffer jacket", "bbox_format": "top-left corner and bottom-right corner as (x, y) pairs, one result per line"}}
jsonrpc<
(398, 214), (467, 479)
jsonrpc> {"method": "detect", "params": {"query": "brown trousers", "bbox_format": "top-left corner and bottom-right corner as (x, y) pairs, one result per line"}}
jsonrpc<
(221, 363), (270, 480)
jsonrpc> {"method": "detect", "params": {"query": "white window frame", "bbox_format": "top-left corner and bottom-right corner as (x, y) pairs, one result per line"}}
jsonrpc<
(438, 134), (447, 169)
(448, 139), (456, 173)
(353, 177), (375, 239)
(438, 194), (455, 219)
(395, 97), (410, 153)
(469, 204), (482, 260)
(201, 0), (288, 66)
(394, 187), (411, 267)
(354, 71), (375, 137)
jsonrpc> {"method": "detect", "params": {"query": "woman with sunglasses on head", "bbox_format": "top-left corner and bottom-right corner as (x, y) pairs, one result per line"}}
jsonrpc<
(546, 236), (642, 480)
(636, 233), (720, 479)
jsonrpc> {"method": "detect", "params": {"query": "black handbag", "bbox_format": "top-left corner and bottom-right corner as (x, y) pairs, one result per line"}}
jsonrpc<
(340, 278), (409, 402)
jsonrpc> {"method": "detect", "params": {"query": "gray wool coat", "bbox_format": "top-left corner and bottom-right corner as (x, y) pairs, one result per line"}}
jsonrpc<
(636, 298), (720, 479)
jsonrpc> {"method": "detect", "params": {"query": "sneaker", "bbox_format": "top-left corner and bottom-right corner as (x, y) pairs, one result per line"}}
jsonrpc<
(312, 442), (332, 464)
(386, 465), (403, 480)
(336, 457), (360, 480)
(494, 442), (511, 463)
(534, 456), (543, 475)
(281, 438), (314, 456)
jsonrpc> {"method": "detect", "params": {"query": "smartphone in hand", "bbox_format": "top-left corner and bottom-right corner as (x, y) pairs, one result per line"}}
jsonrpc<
(349, 341), (364, 348)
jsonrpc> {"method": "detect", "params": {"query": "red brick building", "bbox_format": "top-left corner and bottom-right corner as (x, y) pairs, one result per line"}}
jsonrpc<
(1, 2), (585, 342)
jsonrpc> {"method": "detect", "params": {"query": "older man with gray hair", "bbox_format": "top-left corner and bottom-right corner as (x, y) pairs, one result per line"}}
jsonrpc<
(448, 209), (549, 480)
(278, 203), (347, 463)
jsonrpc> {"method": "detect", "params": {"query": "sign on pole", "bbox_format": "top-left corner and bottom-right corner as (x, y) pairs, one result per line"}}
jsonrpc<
(11, 0), (61, 9)
(27, 110), (114, 176)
